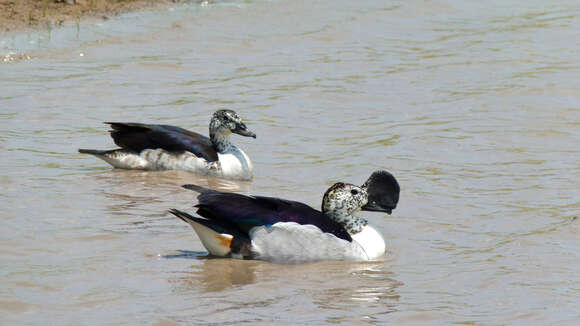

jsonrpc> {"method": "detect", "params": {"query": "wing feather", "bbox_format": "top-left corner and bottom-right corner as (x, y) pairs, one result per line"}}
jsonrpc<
(105, 123), (219, 162)
(189, 186), (352, 241)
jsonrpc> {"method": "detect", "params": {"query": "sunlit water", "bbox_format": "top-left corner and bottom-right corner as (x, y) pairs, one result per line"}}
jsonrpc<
(1, 0), (579, 324)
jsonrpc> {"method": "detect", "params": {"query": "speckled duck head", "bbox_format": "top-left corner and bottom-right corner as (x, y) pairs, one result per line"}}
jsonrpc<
(209, 109), (256, 142)
(322, 183), (368, 216)
(321, 183), (370, 234)
(321, 171), (400, 235)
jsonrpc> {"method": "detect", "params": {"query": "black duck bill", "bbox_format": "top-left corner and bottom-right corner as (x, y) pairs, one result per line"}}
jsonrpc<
(361, 170), (400, 215)
(233, 122), (256, 138)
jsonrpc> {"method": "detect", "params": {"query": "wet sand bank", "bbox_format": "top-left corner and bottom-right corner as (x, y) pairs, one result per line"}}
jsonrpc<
(0, 0), (191, 33)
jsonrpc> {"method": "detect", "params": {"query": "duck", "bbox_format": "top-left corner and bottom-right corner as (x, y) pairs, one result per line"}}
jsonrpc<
(78, 109), (256, 180)
(169, 170), (400, 263)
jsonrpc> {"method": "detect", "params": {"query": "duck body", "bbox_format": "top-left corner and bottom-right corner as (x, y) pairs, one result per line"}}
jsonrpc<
(78, 110), (255, 180)
(170, 170), (400, 263)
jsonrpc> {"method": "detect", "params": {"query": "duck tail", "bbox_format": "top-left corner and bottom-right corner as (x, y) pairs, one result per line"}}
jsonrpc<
(169, 208), (199, 225)
(182, 184), (213, 194)
(169, 209), (234, 257)
(78, 148), (114, 156)
(169, 208), (226, 233)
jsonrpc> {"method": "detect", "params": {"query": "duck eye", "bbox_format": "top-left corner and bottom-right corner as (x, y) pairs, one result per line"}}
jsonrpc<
(351, 189), (359, 195)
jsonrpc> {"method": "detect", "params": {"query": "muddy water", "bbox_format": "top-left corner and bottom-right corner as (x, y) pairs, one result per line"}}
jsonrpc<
(1, 0), (579, 324)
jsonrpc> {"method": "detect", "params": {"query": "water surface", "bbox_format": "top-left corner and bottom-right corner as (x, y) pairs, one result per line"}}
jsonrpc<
(1, 0), (579, 324)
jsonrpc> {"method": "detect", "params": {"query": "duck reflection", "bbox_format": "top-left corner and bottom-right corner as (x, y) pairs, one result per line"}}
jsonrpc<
(166, 255), (402, 314)
(167, 256), (260, 292)
(90, 169), (252, 193)
(84, 169), (251, 219)
(309, 261), (402, 313)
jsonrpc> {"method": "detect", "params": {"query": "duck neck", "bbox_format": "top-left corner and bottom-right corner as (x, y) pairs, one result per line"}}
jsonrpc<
(325, 210), (368, 235)
(210, 129), (234, 153)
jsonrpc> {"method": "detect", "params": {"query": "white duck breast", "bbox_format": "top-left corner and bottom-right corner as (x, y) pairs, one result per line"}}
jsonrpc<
(217, 149), (254, 181)
(350, 225), (386, 260)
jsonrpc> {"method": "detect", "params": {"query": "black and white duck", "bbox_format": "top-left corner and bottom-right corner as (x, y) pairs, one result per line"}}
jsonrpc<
(78, 109), (255, 180)
(169, 170), (400, 263)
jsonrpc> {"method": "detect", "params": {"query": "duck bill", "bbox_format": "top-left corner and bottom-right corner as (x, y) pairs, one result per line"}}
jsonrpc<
(360, 170), (400, 215)
(362, 202), (393, 215)
(234, 125), (256, 138)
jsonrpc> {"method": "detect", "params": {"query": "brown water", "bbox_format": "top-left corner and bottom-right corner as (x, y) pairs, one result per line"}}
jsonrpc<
(1, 0), (579, 324)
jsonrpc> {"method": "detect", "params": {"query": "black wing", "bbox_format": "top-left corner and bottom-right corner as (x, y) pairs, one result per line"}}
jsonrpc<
(106, 123), (218, 162)
(184, 185), (352, 242)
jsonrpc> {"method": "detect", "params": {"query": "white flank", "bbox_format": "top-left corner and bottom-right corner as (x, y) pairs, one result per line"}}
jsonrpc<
(99, 151), (150, 169)
(95, 148), (253, 180)
(249, 222), (368, 263)
(141, 149), (214, 173)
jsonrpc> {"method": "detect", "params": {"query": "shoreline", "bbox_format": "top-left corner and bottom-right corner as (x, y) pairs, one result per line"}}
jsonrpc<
(0, 0), (194, 34)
